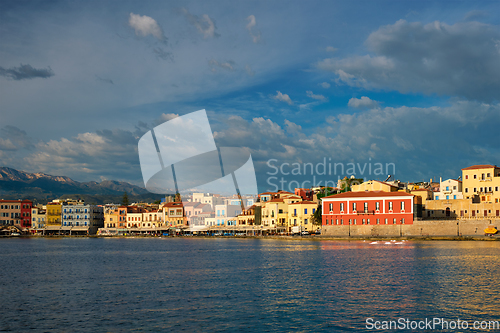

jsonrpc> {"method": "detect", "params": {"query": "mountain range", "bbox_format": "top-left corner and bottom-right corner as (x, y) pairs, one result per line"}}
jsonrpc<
(0, 167), (168, 204)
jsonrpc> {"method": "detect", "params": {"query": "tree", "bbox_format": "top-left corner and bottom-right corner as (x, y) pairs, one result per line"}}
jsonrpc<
(175, 192), (182, 202)
(122, 191), (129, 206)
(312, 203), (322, 225)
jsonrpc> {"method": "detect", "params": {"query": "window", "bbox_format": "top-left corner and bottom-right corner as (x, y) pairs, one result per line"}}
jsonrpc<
(376, 202), (380, 211)
(294, 209), (297, 216)
(348, 219), (352, 225)
(329, 203), (333, 212)
(376, 219), (380, 224)
(496, 187), (499, 192)
(340, 203), (344, 212)
(353, 203), (357, 211)
(465, 175), (468, 179)
(364, 202), (368, 213)
(446, 195), (449, 200)
(393, 218), (396, 224)
(305, 219), (308, 225)
(389, 202), (393, 211)
(473, 188), (477, 192)
(401, 201), (405, 211)
(480, 187), (483, 192)
(385, 218), (388, 224)
(465, 188), (468, 193)
(402, 218), (405, 224)
(362, 219), (365, 224)
(312, 208), (316, 214)
(453, 186), (456, 190)
(446, 186), (449, 191)
(304, 208), (308, 215)
(474, 174), (477, 179)
(353, 219), (357, 225)
(367, 219), (370, 225)
(335, 219), (338, 225)
(453, 195), (456, 199)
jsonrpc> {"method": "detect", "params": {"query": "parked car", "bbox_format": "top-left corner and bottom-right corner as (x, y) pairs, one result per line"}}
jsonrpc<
(301, 231), (310, 236)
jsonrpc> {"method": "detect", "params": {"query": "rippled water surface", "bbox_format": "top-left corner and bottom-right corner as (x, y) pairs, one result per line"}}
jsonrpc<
(1, 238), (499, 332)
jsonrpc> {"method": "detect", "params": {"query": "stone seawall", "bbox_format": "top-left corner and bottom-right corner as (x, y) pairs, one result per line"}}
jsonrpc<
(321, 219), (500, 237)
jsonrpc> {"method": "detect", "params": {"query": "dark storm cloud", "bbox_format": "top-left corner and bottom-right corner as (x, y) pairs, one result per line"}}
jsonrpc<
(318, 20), (500, 102)
(0, 64), (54, 80)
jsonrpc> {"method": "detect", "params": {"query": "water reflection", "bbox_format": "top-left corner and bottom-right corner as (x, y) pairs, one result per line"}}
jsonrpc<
(0, 238), (499, 332)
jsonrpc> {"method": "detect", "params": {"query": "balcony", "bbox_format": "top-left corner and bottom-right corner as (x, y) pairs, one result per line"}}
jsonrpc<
(479, 178), (492, 182)
(357, 210), (375, 215)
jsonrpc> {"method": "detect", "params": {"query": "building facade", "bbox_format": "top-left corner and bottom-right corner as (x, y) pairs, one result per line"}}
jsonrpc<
(462, 165), (500, 203)
(0, 199), (32, 228)
(322, 191), (414, 226)
(434, 178), (463, 201)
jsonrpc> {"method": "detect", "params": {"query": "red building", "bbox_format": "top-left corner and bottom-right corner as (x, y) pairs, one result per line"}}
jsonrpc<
(0, 199), (32, 228)
(321, 191), (414, 226)
(295, 188), (313, 201)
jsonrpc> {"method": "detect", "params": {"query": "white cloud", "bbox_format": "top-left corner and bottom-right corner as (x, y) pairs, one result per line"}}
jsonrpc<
(326, 46), (337, 52)
(181, 8), (219, 39)
(348, 96), (379, 109)
(317, 20), (500, 102)
(209, 59), (235, 72)
(246, 15), (261, 43)
(319, 82), (331, 89)
(272, 91), (293, 105)
(306, 90), (326, 101)
(128, 13), (165, 41)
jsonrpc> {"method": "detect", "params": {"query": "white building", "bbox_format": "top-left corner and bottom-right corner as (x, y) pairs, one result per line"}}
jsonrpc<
(62, 201), (104, 234)
(434, 178), (463, 200)
(31, 206), (46, 230)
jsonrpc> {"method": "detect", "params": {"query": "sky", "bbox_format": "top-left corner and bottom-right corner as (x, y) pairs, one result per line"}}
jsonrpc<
(1, 0), (500, 193)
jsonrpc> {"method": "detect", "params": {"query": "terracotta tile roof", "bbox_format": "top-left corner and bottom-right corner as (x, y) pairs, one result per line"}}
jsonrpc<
(164, 202), (183, 207)
(268, 199), (284, 203)
(289, 201), (317, 205)
(323, 191), (413, 199)
(461, 164), (498, 170)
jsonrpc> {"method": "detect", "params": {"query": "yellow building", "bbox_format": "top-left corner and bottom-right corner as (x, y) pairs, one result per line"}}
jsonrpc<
(45, 202), (62, 226)
(261, 198), (289, 230)
(424, 198), (500, 219)
(162, 202), (185, 228)
(287, 201), (318, 233)
(462, 165), (500, 203)
(410, 188), (433, 206)
(351, 180), (398, 192)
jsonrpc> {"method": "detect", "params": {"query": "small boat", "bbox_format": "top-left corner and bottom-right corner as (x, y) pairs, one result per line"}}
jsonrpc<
(10, 232), (20, 237)
(369, 241), (378, 244)
(484, 226), (498, 236)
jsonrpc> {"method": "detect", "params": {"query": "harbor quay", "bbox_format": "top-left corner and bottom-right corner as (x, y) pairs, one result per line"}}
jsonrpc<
(1, 163), (500, 239)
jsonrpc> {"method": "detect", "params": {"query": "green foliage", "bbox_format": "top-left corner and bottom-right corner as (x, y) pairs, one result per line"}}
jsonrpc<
(122, 191), (129, 206)
(312, 203), (322, 225)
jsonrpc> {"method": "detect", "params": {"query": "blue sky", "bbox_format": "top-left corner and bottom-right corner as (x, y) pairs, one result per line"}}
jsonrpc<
(1, 0), (500, 192)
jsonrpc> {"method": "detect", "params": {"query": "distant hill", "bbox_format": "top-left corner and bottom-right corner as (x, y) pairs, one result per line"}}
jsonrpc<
(0, 167), (170, 204)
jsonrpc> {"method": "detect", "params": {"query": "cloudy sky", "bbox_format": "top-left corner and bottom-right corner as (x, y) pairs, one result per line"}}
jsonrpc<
(1, 1), (499, 192)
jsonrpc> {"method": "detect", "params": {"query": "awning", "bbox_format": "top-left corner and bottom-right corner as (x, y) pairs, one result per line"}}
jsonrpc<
(71, 227), (89, 231)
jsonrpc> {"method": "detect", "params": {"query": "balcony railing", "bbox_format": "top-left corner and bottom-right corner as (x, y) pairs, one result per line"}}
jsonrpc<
(357, 210), (375, 215)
